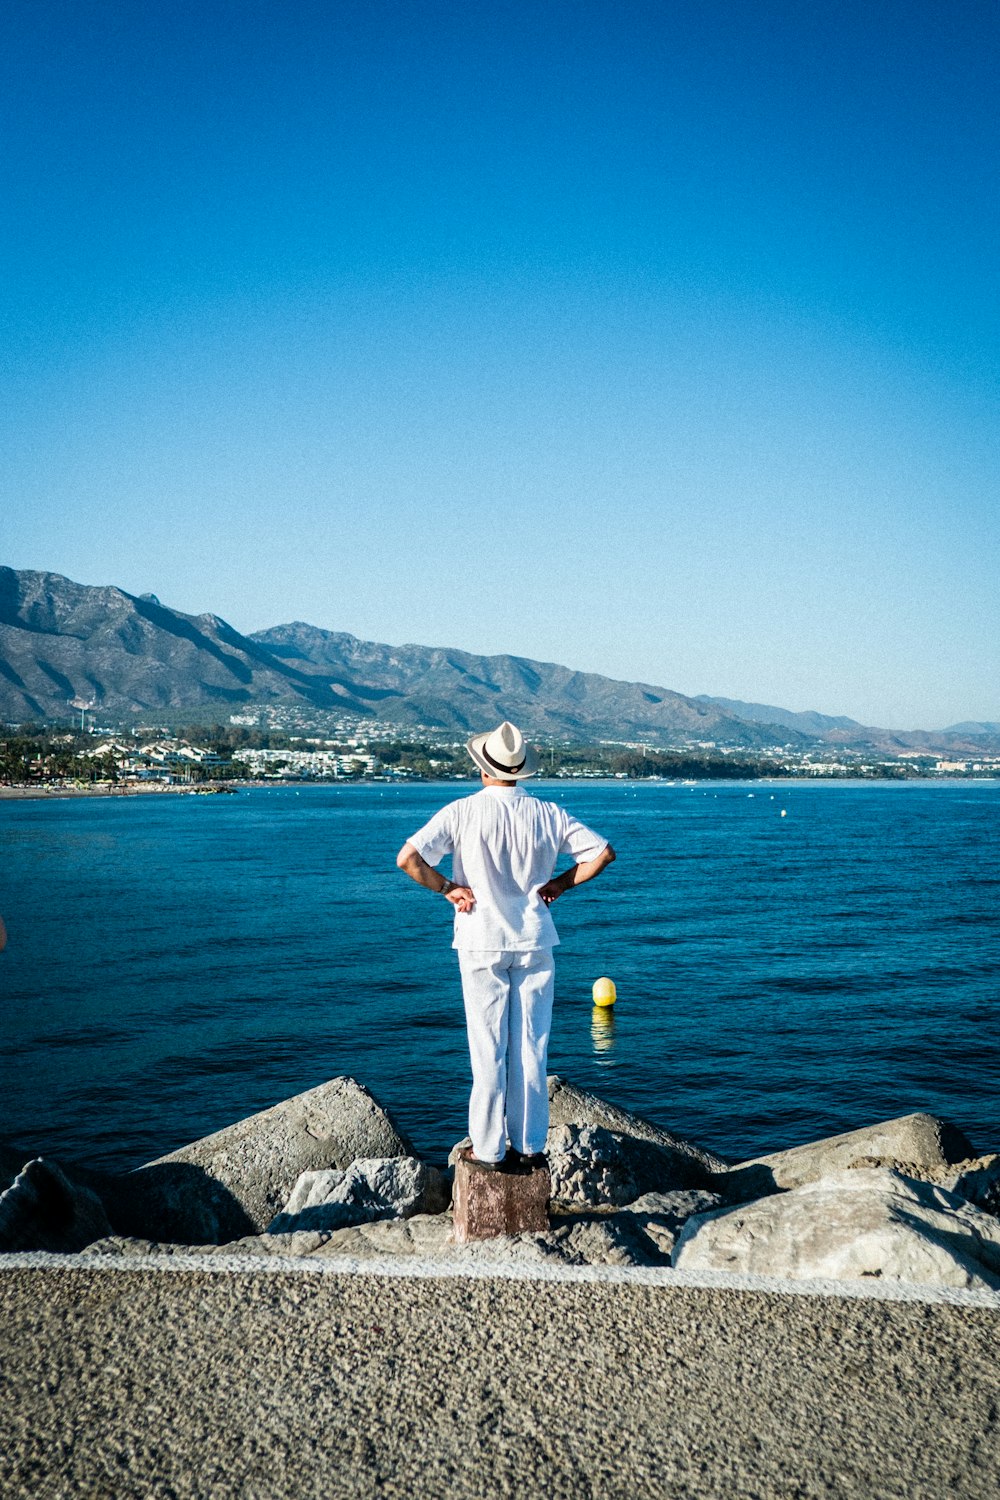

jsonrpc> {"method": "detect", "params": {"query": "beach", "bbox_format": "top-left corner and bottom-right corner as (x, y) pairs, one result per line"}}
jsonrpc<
(3, 1255), (998, 1498)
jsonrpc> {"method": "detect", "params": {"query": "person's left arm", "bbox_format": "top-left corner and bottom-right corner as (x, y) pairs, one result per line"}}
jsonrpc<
(537, 843), (615, 906)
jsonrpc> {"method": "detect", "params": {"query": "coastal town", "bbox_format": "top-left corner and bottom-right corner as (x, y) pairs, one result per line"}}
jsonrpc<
(2, 712), (998, 792)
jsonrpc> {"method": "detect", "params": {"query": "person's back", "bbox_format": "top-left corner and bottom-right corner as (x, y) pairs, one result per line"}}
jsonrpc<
(417, 783), (603, 951)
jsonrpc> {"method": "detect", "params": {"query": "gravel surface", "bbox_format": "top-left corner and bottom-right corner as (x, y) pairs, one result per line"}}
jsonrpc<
(2, 1262), (999, 1499)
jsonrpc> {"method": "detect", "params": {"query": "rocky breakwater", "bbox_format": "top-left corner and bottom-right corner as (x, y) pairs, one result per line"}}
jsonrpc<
(2, 1074), (999, 1293)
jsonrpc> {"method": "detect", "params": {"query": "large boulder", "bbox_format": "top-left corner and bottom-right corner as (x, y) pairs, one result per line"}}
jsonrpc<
(547, 1124), (638, 1206)
(722, 1113), (977, 1203)
(546, 1124), (727, 1208)
(0, 1158), (111, 1253)
(546, 1076), (728, 1185)
(295, 1214), (653, 1266)
(268, 1157), (447, 1234)
(103, 1077), (415, 1244)
(445, 1080), (727, 1191)
(673, 1168), (1000, 1291)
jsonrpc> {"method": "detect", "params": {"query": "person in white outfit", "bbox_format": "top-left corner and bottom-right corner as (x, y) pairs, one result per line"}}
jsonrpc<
(396, 721), (615, 1168)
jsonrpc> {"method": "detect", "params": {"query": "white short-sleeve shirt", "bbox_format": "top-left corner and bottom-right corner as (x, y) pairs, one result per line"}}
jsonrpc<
(407, 784), (608, 951)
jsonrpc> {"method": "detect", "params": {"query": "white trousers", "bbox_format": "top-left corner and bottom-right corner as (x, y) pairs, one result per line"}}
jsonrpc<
(457, 948), (555, 1164)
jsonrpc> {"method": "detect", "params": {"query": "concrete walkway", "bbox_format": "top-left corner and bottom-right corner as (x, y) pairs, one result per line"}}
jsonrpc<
(2, 1257), (998, 1499)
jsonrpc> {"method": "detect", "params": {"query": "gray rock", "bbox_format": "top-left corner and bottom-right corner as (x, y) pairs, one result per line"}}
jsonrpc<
(673, 1167), (1000, 1291)
(219, 1210), (665, 1269)
(622, 1189), (723, 1259)
(546, 1123), (717, 1207)
(0, 1158), (112, 1253)
(84, 1230), (350, 1259)
(211, 1230), (333, 1258)
(91, 1207), (672, 1268)
(547, 1075), (728, 1183)
(326, 1212), (652, 1267)
(546, 1124), (639, 1205)
(82, 1236), (201, 1257)
(199, 1216), (457, 1260)
(268, 1157), (447, 1234)
(313, 1213), (455, 1260)
(722, 1113), (977, 1203)
(444, 1075), (730, 1195)
(103, 1076), (415, 1245)
(447, 1076), (731, 1187)
(945, 1154), (1000, 1216)
(638, 1219), (679, 1261)
(544, 1214), (662, 1267)
(102, 1163), (250, 1246)
(626, 1188), (722, 1218)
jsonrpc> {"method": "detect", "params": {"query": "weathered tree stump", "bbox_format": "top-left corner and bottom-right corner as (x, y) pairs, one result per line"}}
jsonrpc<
(452, 1151), (550, 1243)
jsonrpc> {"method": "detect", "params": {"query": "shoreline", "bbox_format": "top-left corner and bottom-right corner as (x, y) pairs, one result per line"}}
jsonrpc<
(1, 774), (996, 803)
(0, 782), (206, 800)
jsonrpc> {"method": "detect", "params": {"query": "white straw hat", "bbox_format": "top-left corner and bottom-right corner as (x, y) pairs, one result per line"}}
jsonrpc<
(466, 720), (540, 780)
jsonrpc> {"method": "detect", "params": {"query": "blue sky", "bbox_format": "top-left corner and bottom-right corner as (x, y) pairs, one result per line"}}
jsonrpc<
(2, 1), (997, 728)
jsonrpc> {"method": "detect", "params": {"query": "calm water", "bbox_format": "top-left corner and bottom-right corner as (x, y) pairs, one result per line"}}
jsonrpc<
(1, 781), (998, 1172)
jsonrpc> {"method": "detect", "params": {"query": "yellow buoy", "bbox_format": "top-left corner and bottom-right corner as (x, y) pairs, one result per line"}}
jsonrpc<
(592, 976), (617, 1008)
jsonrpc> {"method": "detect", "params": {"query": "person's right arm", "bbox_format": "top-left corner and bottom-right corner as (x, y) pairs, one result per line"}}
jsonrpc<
(396, 842), (475, 912)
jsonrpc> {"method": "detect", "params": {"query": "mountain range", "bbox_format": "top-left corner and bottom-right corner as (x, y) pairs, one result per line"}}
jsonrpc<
(1, 567), (996, 755)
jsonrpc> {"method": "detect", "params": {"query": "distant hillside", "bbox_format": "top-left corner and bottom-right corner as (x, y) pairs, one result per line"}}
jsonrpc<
(0, 568), (332, 720)
(250, 621), (805, 747)
(0, 567), (802, 746)
(1, 567), (996, 754)
(694, 694), (864, 736)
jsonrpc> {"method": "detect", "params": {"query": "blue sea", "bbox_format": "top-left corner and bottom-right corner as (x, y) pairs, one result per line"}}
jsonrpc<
(1, 781), (998, 1173)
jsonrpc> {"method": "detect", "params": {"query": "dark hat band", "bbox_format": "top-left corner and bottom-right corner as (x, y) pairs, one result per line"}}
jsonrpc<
(480, 741), (526, 775)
